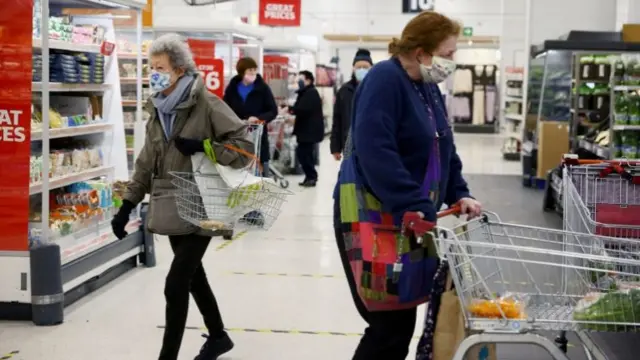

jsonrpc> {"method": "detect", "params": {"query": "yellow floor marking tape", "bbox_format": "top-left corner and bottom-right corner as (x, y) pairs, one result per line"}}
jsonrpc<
(159, 325), (380, 337)
(225, 271), (343, 278)
(214, 230), (248, 252)
(1, 351), (19, 360)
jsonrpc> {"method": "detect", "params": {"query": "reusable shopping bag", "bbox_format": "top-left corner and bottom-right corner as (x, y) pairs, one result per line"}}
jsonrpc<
(190, 140), (277, 222)
(337, 150), (440, 311)
(416, 261), (496, 360)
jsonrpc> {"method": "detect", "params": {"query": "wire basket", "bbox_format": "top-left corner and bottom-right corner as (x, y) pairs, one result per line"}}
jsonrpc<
(170, 170), (292, 232)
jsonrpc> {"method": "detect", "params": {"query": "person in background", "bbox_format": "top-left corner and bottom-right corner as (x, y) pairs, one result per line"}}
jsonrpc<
(333, 11), (482, 359)
(111, 33), (253, 360)
(292, 70), (324, 187)
(223, 57), (278, 176)
(330, 49), (373, 160)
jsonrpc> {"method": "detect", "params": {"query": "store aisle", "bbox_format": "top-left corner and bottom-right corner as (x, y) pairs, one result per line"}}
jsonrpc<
(0, 135), (563, 360)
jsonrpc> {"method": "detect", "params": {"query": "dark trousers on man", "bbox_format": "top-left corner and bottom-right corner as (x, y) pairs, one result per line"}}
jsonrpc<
(334, 203), (417, 360)
(158, 235), (225, 360)
(296, 141), (318, 181)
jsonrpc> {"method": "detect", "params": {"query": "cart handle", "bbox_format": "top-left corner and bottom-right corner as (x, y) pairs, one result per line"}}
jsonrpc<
(437, 204), (462, 218)
(562, 154), (640, 166)
(562, 154), (639, 183)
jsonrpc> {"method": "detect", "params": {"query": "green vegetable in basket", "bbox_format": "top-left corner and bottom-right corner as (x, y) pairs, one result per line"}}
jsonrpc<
(573, 289), (640, 331)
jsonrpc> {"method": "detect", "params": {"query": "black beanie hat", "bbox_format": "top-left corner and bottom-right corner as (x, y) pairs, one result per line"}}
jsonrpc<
(353, 48), (373, 66)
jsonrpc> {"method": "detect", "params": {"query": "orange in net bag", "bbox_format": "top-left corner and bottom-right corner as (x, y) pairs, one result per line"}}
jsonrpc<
(467, 297), (526, 319)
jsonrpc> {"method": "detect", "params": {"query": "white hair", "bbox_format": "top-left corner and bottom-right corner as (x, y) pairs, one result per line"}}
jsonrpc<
(149, 33), (196, 74)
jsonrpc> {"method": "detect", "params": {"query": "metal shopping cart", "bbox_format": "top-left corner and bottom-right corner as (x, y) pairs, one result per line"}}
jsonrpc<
(562, 155), (640, 239)
(426, 207), (640, 360)
(266, 117), (290, 188)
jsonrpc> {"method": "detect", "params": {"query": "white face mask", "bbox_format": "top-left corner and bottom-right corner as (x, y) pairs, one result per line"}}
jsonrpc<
(149, 70), (173, 93)
(419, 56), (456, 83)
(243, 73), (257, 83)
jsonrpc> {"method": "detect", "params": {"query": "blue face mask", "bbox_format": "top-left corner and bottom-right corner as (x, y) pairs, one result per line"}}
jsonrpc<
(150, 70), (172, 93)
(354, 68), (369, 81)
(298, 79), (306, 89)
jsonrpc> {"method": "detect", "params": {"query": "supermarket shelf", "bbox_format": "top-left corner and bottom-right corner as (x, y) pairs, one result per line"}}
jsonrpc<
(122, 100), (137, 107)
(58, 219), (141, 265)
(505, 113), (524, 121)
(31, 123), (113, 140)
(32, 37), (101, 53)
(29, 165), (114, 195)
(119, 52), (148, 60)
(613, 85), (640, 91)
(120, 77), (149, 85)
(612, 124), (640, 131)
(33, 82), (111, 92)
(504, 96), (523, 102)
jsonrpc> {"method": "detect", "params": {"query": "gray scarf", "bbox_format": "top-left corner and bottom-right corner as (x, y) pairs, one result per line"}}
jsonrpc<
(151, 74), (195, 139)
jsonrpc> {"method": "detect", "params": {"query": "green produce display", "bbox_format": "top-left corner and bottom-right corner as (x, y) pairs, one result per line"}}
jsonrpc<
(615, 95), (630, 125)
(630, 93), (640, 125)
(619, 131), (639, 159)
(573, 289), (640, 331)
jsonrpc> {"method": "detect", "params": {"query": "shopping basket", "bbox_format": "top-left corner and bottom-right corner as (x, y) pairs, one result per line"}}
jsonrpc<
(432, 208), (640, 360)
(562, 155), (640, 239)
(169, 128), (293, 233)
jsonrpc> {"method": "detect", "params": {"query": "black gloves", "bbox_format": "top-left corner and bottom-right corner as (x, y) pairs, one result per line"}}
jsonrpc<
(112, 199), (135, 240)
(175, 137), (204, 156)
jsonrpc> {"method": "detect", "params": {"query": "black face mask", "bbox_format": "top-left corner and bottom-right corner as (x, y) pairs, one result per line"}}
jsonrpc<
(298, 79), (306, 89)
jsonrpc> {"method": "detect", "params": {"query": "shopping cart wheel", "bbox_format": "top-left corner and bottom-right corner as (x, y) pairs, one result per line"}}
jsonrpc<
(279, 179), (290, 189)
(222, 230), (233, 240)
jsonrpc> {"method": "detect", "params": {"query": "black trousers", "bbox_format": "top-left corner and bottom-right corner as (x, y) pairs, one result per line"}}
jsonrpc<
(158, 234), (225, 360)
(296, 141), (318, 181)
(335, 227), (417, 360)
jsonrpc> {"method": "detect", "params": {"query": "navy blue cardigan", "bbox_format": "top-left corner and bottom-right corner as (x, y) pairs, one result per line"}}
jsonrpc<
(334, 58), (471, 224)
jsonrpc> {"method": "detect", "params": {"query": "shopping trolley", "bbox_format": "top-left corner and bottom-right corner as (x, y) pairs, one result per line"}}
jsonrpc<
(562, 154), (640, 239)
(266, 117), (290, 188)
(425, 207), (640, 360)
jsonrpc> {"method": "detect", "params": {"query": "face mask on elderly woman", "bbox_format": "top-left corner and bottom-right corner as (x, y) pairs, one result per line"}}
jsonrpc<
(418, 55), (456, 84)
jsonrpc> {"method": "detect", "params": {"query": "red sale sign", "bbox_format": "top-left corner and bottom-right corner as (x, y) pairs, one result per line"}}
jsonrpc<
(187, 39), (225, 99)
(0, 0), (33, 251)
(258, 0), (301, 27)
(196, 59), (225, 99)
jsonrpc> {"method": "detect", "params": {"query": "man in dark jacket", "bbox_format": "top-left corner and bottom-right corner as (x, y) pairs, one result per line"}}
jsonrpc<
(330, 49), (373, 160)
(223, 57), (278, 176)
(293, 70), (324, 187)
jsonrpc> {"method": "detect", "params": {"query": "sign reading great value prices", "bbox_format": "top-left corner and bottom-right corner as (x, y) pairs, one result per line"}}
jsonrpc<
(258, 0), (301, 27)
(197, 59), (224, 99)
(402, 0), (435, 13)
(0, 0), (33, 251)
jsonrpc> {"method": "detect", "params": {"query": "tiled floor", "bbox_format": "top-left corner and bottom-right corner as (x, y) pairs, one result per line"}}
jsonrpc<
(0, 134), (557, 360)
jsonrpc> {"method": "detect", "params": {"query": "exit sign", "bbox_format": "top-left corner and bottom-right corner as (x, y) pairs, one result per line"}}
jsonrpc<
(463, 27), (473, 36)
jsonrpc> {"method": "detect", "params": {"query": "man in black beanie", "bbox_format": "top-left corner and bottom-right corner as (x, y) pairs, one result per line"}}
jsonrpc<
(330, 49), (373, 161)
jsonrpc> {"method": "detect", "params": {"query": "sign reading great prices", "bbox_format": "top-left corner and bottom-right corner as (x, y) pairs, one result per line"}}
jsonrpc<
(258, 0), (301, 27)
(402, 0), (435, 13)
(197, 59), (224, 99)
(0, 0), (33, 251)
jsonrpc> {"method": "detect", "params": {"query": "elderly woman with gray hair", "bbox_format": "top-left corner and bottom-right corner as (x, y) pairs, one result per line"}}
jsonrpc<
(110, 33), (252, 360)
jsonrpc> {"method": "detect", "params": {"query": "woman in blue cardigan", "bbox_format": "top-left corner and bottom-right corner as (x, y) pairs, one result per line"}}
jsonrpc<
(334, 11), (482, 360)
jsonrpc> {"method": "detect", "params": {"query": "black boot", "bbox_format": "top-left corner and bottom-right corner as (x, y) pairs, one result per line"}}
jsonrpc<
(194, 333), (234, 360)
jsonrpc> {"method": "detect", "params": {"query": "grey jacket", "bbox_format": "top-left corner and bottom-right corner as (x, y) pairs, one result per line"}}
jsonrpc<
(124, 74), (253, 205)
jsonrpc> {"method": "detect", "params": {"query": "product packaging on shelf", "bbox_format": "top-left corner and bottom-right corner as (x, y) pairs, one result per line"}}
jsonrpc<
(28, 179), (115, 247)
